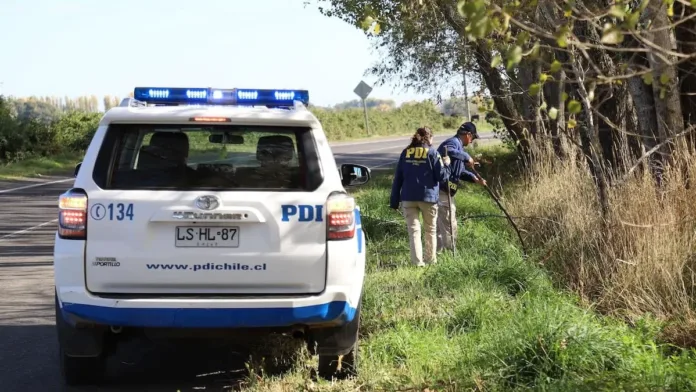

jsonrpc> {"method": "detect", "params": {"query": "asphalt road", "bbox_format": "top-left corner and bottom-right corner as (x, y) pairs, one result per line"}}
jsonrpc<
(0, 131), (494, 391)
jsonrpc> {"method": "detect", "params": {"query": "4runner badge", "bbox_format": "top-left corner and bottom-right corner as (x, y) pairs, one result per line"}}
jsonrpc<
(195, 195), (220, 211)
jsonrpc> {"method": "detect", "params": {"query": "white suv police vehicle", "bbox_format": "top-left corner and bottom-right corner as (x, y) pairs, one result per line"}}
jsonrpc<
(54, 87), (370, 385)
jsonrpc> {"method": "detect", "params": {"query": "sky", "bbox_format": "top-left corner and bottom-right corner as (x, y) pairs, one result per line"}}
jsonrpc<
(0, 0), (433, 107)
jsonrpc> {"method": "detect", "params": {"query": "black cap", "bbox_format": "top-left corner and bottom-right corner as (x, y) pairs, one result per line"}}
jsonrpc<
(456, 122), (479, 139)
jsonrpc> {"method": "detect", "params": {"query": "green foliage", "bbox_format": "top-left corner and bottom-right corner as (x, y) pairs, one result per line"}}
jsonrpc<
(0, 95), (102, 163)
(310, 100), (447, 140)
(442, 115), (466, 129)
(52, 111), (102, 152)
(332, 98), (396, 110)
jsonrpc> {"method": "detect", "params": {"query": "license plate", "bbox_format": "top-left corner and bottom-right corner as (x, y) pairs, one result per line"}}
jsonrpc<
(175, 226), (240, 248)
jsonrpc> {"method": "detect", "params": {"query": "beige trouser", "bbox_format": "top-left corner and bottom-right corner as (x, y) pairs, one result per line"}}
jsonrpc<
(401, 201), (438, 266)
(437, 190), (458, 252)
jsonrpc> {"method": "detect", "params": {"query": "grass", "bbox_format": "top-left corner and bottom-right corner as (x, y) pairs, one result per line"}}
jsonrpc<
(0, 151), (83, 180)
(504, 140), (696, 347)
(230, 146), (696, 391)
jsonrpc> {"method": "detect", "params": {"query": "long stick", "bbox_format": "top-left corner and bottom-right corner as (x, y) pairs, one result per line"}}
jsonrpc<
(469, 163), (528, 256)
(483, 184), (527, 256)
(445, 147), (456, 255)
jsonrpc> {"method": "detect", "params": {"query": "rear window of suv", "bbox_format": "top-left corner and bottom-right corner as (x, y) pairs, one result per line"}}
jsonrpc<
(92, 124), (324, 191)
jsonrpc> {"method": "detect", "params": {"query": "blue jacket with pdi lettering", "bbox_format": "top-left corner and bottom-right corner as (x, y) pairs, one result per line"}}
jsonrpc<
(437, 136), (478, 196)
(389, 144), (451, 209)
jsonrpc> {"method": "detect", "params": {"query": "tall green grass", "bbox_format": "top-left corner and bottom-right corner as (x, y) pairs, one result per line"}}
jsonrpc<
(236, 161), (696, 391)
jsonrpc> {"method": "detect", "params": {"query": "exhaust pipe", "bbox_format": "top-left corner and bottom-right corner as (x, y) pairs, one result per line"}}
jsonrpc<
(110, 326), (123, 334)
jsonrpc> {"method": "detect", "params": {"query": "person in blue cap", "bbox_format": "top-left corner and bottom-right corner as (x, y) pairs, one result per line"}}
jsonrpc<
(390, 126), (451, 267)
(436, 121), (487, 252)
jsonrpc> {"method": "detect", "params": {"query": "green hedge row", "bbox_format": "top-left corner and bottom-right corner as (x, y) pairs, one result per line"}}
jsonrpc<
(312, 101), (458, 140)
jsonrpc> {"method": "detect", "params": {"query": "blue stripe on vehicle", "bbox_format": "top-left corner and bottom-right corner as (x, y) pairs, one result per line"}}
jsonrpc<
(61, 301), (357, 329)
(355, 208), (363, 253)
(357, 228), (363, 253)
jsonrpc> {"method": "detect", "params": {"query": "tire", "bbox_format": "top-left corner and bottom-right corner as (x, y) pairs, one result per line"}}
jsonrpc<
(60, 348), (107, 386)
(317, 340), (358, 380)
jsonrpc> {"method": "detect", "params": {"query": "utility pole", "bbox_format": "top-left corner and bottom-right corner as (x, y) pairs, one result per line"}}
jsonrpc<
(462, 45), (471, 121)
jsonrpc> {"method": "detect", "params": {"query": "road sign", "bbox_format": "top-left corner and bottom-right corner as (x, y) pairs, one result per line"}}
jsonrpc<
(353, 80), (373, 100)
(353, 81), (373, 136)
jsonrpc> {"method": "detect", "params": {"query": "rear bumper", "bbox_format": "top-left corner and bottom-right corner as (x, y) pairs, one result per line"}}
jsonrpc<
(57, 288), (358, 329)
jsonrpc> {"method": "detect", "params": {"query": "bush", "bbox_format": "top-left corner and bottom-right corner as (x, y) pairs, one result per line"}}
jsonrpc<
(52, 111), (101, 152)
(311, 100), (447, 140)
(0, 96), (102, 163)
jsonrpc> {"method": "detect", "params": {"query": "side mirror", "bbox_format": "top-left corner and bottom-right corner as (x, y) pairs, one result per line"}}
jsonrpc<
(340, 163), (371, 187)
(74, 162), (82, 178)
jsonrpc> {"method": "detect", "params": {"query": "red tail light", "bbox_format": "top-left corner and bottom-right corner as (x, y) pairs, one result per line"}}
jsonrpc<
(58, 189), (88, 239)
(326, 193), (355, 240)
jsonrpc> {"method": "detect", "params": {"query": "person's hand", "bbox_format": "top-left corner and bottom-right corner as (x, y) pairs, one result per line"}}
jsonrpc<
(476, 177), (487, 187)
(442, 155), (451, 166)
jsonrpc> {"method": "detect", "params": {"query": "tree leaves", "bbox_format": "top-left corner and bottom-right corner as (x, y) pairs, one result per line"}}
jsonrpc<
(568, 100), (582, 114)
(529, 83), (542, 96)
(550, 60), (563, 73)
(459, 0), (491, 39)
(360, 15), (381, 35)
(548, 107), (559, 120)
(642, 72), (654, 86)
(601, 23), (624, 45)
(491, 55), (503, 68)
(506, 46), (523, 70)
(609, 5), (626, 18)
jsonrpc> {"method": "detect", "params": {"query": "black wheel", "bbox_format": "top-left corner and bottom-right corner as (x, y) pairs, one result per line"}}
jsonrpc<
(309, 300), (362, 380)
(60, 348), (107, 386)
(317, 340), (358, 380)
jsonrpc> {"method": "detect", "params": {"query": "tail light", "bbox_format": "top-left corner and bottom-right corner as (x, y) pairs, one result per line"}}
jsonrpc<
(58, 189), (88, 239)
(326, 193), (355, 240)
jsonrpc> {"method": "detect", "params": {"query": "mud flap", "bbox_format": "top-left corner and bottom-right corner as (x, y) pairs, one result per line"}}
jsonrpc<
(55, 292), (107, 357)
(307, 300), (361, 356)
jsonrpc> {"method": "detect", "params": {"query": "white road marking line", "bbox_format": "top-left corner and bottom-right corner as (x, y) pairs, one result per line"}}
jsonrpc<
(0, 219), (58, 242)
(328, 133), (454, 147)
(0, 178), (73, 194)
(334, 145), (403, 154)
(328, 136), (412, 147)
(371, 160), (398, 168)
(335, 137), (453, 156)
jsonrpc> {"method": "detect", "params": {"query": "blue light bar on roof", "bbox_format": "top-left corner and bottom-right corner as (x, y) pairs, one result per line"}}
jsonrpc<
(132, 87), (309, 107)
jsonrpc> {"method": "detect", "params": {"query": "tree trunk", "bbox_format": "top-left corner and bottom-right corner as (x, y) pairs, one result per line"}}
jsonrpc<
(516, 58), (541, 138)
(644, 0), (685, 142)
(472, 41), (531, 156)
(674, 1), (696, 141)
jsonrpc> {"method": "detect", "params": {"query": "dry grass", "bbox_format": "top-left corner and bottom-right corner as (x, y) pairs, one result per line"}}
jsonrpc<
(504, 140), (696, 344)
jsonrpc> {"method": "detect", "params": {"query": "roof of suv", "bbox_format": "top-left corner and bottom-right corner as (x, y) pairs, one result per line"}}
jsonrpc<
(99, 104), (321, 127)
